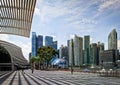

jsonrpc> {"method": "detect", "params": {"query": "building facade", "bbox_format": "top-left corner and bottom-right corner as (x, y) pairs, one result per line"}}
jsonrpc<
(90, 43), (98, 65)
(32, 32), (37, 57)
(108, 29), (117, 50)
(37, 35), (43, 49)
(45, 36), (53, 46)
(99, 49), (119, 68)
(73, 35), (83, 66)
(59, 45), (68, 61)
(84, 35), (90, 64)
(68, 39), (74, 66)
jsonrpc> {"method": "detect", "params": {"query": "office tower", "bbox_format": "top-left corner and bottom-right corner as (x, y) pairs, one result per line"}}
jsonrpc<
(45, 36), (53, 46)
(90, 43), (97, 65)
(108, 29), (117, 50)
(84, 35), (90, 64)
(51, 41), (57, 50)
(50, 41), (58, 63)
(32, 32), (37, 57)
(97, 42), (104, 65)
(59, 45), (68, 61)
(68, 39), (74, 66)
(73, 35), (83, 66)
(37, 35), (43, 49)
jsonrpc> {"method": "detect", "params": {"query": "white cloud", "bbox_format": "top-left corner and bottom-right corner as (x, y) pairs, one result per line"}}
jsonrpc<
(35, 7), (40, 16)
(70, 34), (75, 39)
(99, 0), (120, 12)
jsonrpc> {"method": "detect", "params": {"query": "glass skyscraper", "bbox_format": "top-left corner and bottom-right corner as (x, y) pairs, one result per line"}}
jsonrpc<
(68, 39), (74, 66)
(73, 35), (83, 66)
(90, 43), (97, 65)
(32, 32), (37, 57)
(51, 41), (58, 63)
(45, 36), (53, 46)
(108, 29), (117, 50)
(37, 35), (43, 49)
(84, 35), (90, 64)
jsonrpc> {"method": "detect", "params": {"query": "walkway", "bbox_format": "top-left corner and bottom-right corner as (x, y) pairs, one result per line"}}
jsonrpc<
(0, 70), (120, 85)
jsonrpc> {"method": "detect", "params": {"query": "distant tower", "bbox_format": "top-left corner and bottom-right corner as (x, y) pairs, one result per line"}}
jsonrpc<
(32, 32), (37, 57)
(90, 43), (97, 65)
(73, 35), (83, 66)
(84, 35), (90, 64)
(68, 39), (74, 66)
(37, 35), (43, 49)
(45, 36), (53, 46)
(108, 29), (117, 50)
(59, 45), (68, 60)
(50, 41), (58, 62)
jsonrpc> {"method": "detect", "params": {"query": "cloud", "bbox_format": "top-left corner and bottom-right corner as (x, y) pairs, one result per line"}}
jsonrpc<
(35, 7), (41, 16)
(98, 0), (120, 12)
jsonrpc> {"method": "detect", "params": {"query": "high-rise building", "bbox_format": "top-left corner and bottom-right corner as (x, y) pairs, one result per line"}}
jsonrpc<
(73, 35), (83, 66)
(32, 32), (37, 57)
(84, 35), (90, 64)
(59, 45), (68, 61)
(90, 43), (97, 65)
(97, 42), (104, 65)
(108, 29), (117, 50)
(51, 41), (58, 62)
(37, 35), (43, 49)
(51, 41), (57, 50)
(45, 36), (53, 46)
(68, 39), (74, 66)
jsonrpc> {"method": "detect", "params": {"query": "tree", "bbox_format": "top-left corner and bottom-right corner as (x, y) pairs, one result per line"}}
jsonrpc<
(37, 46), (57, 69)
(30, 57), (36, 72)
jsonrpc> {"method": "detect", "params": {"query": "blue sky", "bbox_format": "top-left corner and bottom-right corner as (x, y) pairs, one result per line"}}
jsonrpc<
(0, 0), (120, 60)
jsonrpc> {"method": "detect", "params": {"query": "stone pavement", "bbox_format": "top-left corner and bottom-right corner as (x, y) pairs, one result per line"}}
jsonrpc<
(0, 70), (120, 85)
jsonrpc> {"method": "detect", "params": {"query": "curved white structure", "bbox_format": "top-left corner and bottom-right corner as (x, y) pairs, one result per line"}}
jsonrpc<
(0, 40), (28, 71)
(0, 0), (37, 37)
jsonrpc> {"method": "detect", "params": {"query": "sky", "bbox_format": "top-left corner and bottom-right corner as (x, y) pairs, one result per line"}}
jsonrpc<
(0, 0), (120, 60)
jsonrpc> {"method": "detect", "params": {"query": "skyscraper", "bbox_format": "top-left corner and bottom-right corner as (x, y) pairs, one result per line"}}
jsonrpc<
(84, 35), (90, 64)
(32, 32), (37, 57)
(90, 43), (97, 65)
(68, 39), (74, 66)
(37, 35), (43, 49)
(51, 41), (57, 50)
(108, 29), (117, 50)
(59, 45), (68, 60)
(45, 36), (53, 46)
(73, 35), (83, 66)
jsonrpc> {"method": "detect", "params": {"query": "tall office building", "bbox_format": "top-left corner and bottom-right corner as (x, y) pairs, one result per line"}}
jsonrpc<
(73, 35), (83, 66)
(59, 45), (68, 61)
(45, 36), (53, 46)
(32, 32), (37, 57)
(97, 42), (104, 65)
(50, 41), (58, 63)
(90, 43), (97, 65)
(84, 35), (90, 64)
(108, 29), (117, 50)
(37, 35), (43, 49)
(68, 39), (74, 66)
(51, 41), (57, 50)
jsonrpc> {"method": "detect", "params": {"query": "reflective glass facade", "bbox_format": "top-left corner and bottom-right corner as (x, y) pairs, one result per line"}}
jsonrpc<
(108, 29), (117, 50)
(32, 32), (37, 57)
(84, 35), (90, 64)
(45, 36), (53, 46)
(73, 35), (83, 66)
(37, 35), (43, 49)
